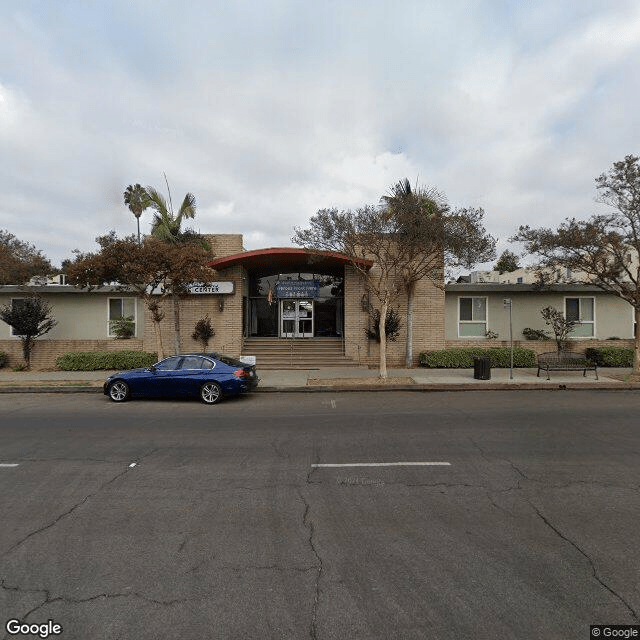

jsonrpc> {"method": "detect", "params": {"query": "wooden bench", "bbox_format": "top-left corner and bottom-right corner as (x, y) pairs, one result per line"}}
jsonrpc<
(536, 351), (598, 381)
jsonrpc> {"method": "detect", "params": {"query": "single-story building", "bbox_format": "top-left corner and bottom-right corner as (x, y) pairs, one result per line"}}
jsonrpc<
(0, 234), (635, 368)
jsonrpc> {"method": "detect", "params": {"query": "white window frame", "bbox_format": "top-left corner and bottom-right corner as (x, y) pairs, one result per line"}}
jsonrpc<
(107, 297), (137, 338)
(458, 296), (488, 338)
(564, 296), (595, 338)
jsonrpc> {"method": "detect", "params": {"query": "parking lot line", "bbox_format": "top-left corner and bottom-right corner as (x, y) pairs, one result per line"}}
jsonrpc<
(312, 462), (451, 468)
(0, 463), (20, 468)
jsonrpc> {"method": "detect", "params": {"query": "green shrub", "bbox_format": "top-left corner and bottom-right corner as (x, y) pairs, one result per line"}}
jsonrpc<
(56, 350), (157, 371)
(522, 327), (550, 341)
(109, 316), (135, 339)
(0, 352), (7, 368)
(419, 347), (537, 368)
(584, 347), (634, 367)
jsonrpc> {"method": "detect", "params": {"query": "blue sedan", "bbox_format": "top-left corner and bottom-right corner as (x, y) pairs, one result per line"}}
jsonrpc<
(103, 353), (259, 404)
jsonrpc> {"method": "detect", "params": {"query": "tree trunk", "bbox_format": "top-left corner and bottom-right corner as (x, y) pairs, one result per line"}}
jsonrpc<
(172, 294), (181, 355)
(634, 307), (640, 376)
(153, 320), (165, 361)
(405, 282), (415, 369)
(21, 336), (34, 370)
(378, 298), (388, 379)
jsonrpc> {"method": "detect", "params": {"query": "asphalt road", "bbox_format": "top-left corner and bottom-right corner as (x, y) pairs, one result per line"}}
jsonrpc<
(0, 390), (639, 640)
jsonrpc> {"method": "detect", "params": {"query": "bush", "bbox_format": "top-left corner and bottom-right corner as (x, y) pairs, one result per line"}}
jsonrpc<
(365, 308), (402, 342)
(419, 347), (537, 368)
(109, 316), (135, 339)
(584, 347), (634, 367)
(522, 327), (550, 341)
(0, 352), (7, 368)
(56, 350), (157, 371)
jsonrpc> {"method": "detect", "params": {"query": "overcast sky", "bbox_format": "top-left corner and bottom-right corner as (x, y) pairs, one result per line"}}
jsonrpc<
(1, 1), (639, 268)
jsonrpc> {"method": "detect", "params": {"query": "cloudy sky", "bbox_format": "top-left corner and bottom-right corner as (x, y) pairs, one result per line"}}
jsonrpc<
(1, 0), (639, 268)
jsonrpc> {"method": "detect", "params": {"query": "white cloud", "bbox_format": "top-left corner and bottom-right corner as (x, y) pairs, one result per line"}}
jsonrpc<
(0, 1), (639, 267)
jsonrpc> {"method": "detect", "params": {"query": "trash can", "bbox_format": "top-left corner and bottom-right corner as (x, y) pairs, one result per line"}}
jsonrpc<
(473, 356), (491, 380)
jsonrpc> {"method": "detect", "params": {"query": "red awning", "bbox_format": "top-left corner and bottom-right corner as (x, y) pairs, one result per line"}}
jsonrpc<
(208, 247), (372, 273)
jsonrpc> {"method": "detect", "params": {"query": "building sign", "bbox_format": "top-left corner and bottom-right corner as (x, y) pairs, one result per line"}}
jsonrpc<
(275, 280), (320, 299)
(188, 282), (234, 295)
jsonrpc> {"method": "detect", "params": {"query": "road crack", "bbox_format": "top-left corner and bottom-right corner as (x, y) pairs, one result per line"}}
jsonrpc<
(1, 448), (159, 559)
(529, 501), (639, 622)
(298, 490), (322, 640)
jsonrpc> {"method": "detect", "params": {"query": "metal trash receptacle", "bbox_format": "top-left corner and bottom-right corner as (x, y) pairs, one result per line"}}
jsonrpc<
(473, 356), (491, 380)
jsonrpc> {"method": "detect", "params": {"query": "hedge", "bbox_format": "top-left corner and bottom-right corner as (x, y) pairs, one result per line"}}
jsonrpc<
(419, 347), (537, 368)
(584, 346), (634, 367)
(0, 352), (7, 369)
(56, 350), (158, 371)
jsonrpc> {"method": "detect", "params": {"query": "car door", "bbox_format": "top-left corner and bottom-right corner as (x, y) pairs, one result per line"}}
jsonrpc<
(144, 356), (184, 396)
(172, 356), (208, 396)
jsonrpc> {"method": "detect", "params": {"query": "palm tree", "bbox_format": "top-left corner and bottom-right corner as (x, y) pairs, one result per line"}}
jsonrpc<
(146, 175), (196, 244)
(123, 184), (150, 244)
(147, 176), (201, 355)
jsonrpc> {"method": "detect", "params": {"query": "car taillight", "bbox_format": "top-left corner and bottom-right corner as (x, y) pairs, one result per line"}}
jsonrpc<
(234, 369), (249, 378)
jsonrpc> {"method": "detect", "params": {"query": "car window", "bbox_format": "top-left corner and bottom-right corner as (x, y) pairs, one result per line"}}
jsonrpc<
(154, 356), (182, 371)
(216, 355), (246, 367)
(201, 358), (215, 369)
(180, 356), (203, 370)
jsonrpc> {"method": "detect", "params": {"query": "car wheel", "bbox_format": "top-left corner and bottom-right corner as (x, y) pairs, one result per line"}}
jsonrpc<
(200, 381), (222, 404)
(108, 380), (130, 402)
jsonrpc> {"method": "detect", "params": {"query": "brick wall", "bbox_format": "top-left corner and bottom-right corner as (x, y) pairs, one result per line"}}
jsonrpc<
(0, 339), (145, 370)
(343, 265), (446, 368)
(141, 265), (245, 358)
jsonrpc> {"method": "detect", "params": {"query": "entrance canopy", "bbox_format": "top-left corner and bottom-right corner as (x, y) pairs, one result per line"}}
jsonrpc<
(208, 248), (372, 274)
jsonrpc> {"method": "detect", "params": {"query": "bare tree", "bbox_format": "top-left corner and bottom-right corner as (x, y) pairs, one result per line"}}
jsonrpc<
(293, 190), (496, 375)
(513, 154), (640, 375)
(381, 179), (496, 367)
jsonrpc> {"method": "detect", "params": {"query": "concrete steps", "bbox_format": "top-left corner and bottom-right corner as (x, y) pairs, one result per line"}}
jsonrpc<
(243, 337), (363, 369)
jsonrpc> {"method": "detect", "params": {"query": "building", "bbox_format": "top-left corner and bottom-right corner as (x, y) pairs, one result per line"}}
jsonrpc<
(0, 234), (636, 369)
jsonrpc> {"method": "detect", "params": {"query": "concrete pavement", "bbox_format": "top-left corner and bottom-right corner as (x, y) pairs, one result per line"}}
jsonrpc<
(0, 365), (637, 392)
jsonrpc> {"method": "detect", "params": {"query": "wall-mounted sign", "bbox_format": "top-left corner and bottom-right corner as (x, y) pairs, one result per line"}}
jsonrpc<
(188, 282), (234, 295)
(275, 280), (320, 299)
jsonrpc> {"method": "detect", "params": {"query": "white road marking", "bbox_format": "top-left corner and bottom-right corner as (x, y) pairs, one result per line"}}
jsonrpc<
(0, 463), (20, 468)
(312, 462), (451, 468)
(330, 400), (336, 409)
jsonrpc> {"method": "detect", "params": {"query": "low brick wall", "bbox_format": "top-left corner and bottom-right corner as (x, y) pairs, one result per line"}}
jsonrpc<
(0, 339), (146, 370)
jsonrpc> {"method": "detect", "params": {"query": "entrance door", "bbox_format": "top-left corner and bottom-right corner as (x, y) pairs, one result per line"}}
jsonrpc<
(280, 299), (314, 337)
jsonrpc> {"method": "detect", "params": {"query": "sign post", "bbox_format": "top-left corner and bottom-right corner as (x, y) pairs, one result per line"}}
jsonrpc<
(504, 298), (513, 380)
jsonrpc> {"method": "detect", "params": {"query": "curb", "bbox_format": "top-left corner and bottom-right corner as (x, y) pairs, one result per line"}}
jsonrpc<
(0, 383), (637, 394)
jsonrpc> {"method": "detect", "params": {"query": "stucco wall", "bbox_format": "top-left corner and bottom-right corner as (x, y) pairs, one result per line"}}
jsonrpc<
(0, 290), (145, 340)
(445, 290), (635, 341)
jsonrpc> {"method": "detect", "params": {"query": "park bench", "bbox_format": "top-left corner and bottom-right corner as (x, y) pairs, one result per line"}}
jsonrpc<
(536, 351), (598, 381)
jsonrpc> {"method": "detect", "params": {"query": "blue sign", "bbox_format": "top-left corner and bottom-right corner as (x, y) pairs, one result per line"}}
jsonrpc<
(275, 280), (320, 299)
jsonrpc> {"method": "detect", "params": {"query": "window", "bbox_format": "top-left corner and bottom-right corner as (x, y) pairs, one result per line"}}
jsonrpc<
(108, 298), (136, 337)
(459, 297), (487, 337)
(8, 299), (27, 337)
(565, 297), (594, 337)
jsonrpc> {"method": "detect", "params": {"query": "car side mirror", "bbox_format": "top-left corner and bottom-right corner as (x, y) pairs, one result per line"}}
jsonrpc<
(148, 365), (157, 372)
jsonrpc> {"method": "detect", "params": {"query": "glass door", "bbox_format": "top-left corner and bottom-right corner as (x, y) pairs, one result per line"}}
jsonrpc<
(280, 299), (314, 337)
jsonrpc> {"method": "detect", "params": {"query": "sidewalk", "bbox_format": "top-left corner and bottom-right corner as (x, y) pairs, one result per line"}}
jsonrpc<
(0, 366), (637, 393)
